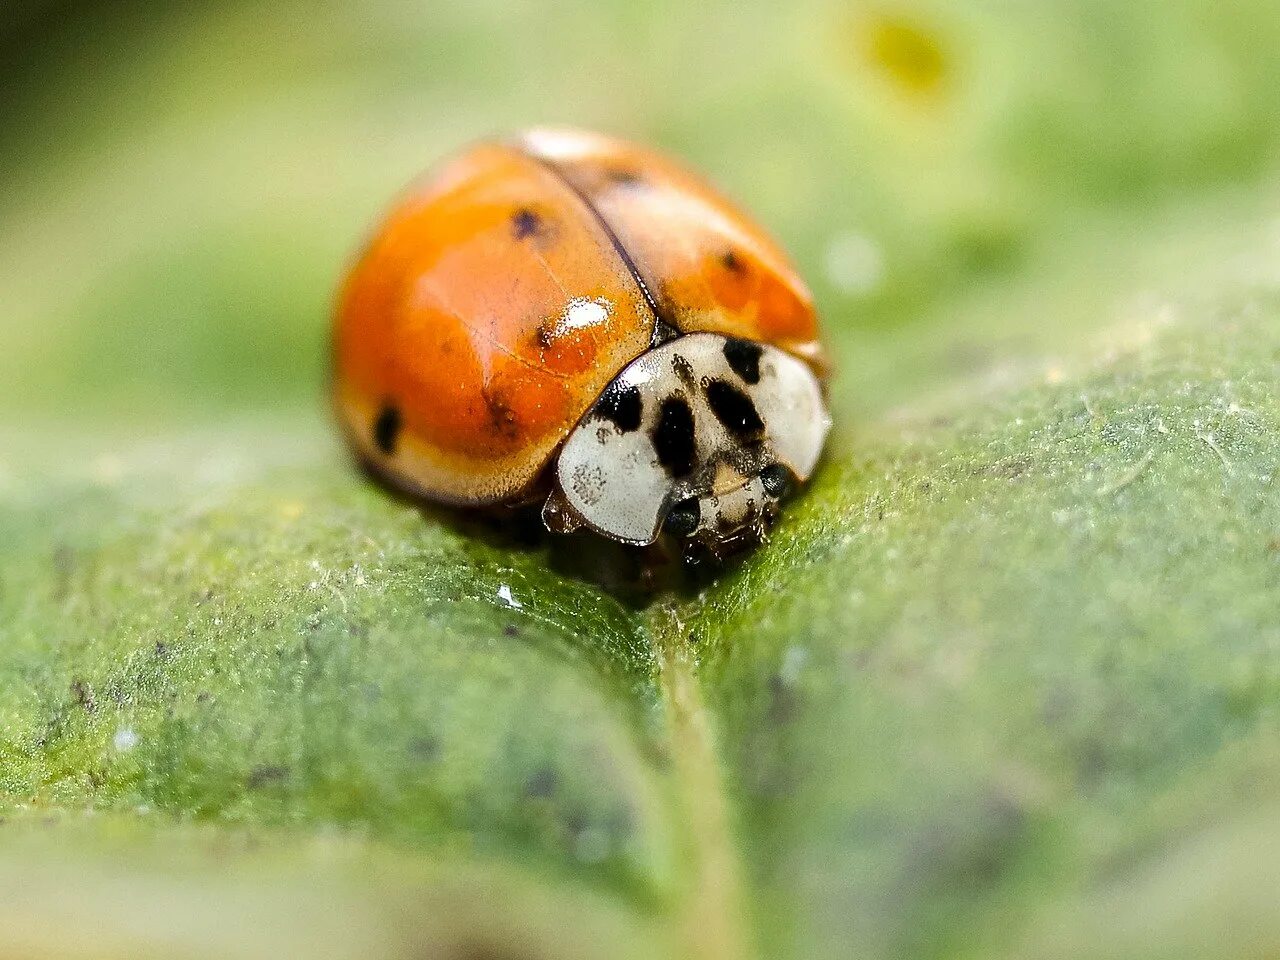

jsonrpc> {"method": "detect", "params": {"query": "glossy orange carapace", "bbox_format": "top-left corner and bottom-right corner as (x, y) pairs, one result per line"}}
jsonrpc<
(334, 127), (824, 507)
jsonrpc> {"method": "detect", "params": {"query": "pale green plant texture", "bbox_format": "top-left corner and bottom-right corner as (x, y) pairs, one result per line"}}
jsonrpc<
(2, 1), (1280, 958)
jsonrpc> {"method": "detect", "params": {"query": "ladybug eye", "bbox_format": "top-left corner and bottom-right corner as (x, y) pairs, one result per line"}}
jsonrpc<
(760, 464), (792, 498)
(663, 498), (701, 537)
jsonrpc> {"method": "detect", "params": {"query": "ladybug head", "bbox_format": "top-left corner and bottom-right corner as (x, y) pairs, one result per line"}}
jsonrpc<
(546, 332), (829, 556)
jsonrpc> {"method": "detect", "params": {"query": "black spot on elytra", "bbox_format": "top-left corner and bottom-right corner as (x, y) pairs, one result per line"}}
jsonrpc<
(606, 167), (645, 187)
(672, 353), (696, 387)
(653, 396), (697, 477)
(373, 404), (401, 455)
(511, 207), (545, 240)
(706, 379), (764, 439)
(535, 319), (555, 348)
(482, 386), (520, 438)
(723, 338), (763, 384)
(594, 383), (642, 433)
(663, 498), (701, 537)
(721, 249), (746, 274)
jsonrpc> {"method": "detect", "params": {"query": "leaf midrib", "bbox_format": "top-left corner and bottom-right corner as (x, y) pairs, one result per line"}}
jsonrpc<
(645, 601), (755, 960)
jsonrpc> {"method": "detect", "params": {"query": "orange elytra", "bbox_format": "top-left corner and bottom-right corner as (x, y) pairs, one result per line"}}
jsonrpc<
(334, 127), (830, 556)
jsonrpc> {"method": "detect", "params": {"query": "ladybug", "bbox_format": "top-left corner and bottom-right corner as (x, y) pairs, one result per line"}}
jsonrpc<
(334, 128), (830, 557)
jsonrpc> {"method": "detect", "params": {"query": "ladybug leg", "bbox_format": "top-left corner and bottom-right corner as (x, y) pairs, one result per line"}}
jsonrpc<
(541, 484), (585, 535)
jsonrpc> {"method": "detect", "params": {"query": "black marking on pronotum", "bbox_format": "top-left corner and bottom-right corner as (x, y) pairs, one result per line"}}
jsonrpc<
(511, 207), (545, 240)
(523, 151), (677, 347)
(706, 379), (764, 439)
(672, 353), (696, 388)
(720, 249), (746, 274)
(663, 497), (701, 537)
(652, 319), (682, 346)
(373, 404), (402, 455)
(653, 396), (697, 477)
(722, 338), (763, 385)
(594, 383), (643, 433)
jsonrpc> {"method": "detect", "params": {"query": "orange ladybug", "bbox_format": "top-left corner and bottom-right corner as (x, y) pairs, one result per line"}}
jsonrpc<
(334, 128), (830, 556)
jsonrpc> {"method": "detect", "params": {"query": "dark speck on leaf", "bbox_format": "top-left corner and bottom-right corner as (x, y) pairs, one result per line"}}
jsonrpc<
(563, 809), (589, 837)
(525, 767), (558, 798)
(52, 543), (73, 601)
(410, 736), (439, 762)
(452, 942), (539, 960)
(504, 623), (520, 637)
(985, 456), (1031, 479)
(246, 765), (288, 789)
(70, 678), (96, 714)
(767, 673), (799, 726)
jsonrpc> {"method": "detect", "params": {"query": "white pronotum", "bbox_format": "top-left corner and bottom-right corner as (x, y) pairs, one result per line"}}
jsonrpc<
(554, 333), (829, 545)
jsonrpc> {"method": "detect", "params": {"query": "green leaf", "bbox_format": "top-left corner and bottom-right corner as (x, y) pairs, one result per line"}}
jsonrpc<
(4, 2), (1280, 958)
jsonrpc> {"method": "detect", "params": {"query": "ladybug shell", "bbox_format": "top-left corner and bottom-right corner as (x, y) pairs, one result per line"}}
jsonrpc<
(334, 127), (825, 507)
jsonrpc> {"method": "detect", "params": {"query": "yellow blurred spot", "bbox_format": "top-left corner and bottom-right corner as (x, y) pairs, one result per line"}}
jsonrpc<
(862, 12), (949, 98)
(90, 454), (125, 486)
(279, 501), (304, 520)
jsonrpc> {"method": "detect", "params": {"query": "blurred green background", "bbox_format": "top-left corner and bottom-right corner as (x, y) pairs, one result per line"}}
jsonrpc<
(6, 0), (1280, 430)
(4, 2), (1280, 959)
